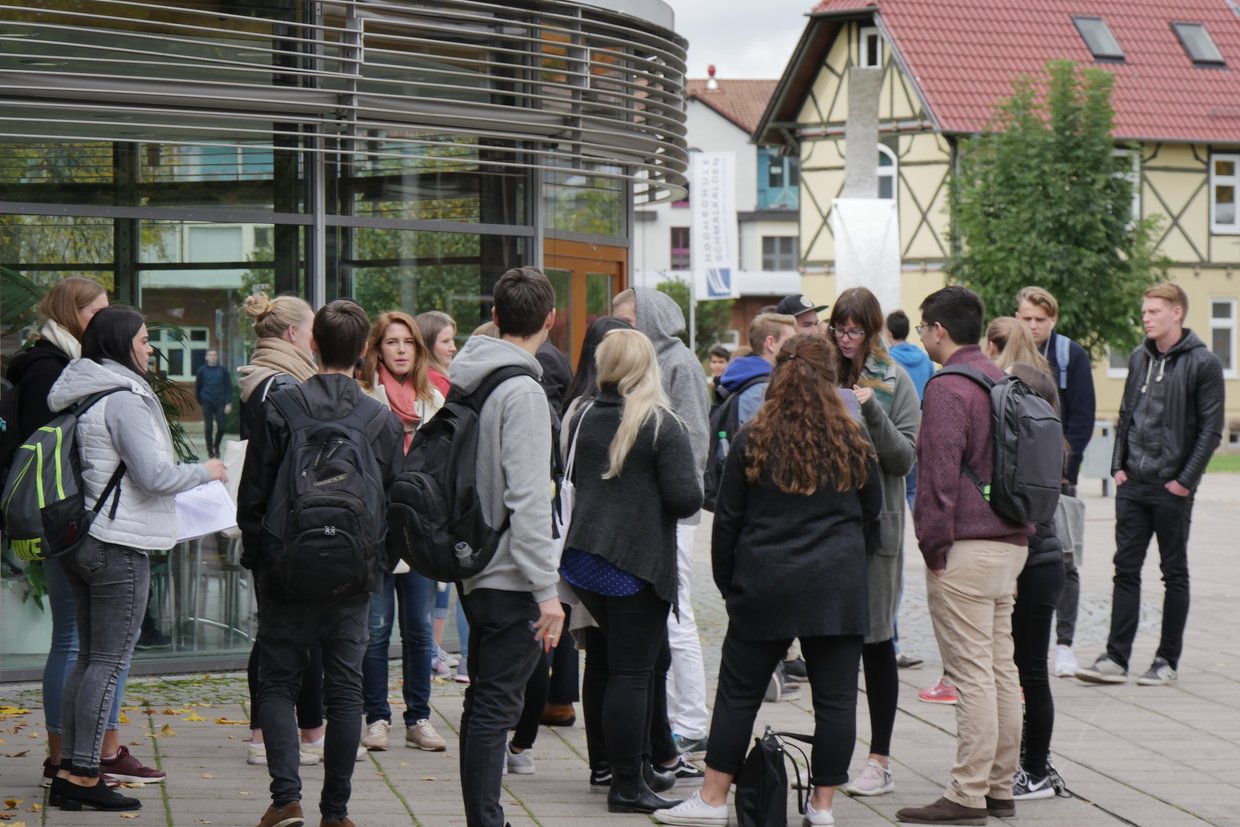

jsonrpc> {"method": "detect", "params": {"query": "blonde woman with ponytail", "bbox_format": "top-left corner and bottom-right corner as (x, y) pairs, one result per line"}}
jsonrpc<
(233, 293), (328, 766)
(559, 328), (703, 814)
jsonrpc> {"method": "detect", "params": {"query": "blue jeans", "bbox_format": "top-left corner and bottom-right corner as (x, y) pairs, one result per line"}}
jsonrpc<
(42, 558), (127, 735)
(59, 538), (148, 776)
(363, 572), (434, 725)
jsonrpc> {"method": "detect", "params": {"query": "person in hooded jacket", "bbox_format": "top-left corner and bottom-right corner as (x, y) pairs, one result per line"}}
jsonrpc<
(234, 293), (329, 767)
(46, 305), (226, 812)
(715, 313), (797, 427)
(3, 278), (164, 790)
(1077, 282), (1224, 687)
(612, 287), (711, 758)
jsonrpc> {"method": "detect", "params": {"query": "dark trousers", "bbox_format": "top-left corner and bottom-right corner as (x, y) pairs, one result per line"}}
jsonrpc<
(572, 584), (670, 776)
(256, 593), (367, 821)
(201, 401), (226, 456)
(248, 592), (324, 732)
(580, 627), (676, 769)
(1107, 481), (1194, 670)
(860, 639), (898, 757)
(1013, 562), (1065, 778)
(458, 588), (543, 827)
(547, 604), (580, 703)
(1055, 559), (1080, 647)
(512, 603), (579, 749)
(707, 630), (862, 788)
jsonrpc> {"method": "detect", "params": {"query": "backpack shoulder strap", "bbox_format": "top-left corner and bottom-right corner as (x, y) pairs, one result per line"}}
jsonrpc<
(266, 384), (314, 437)
(452, 365), (539, 413)
(1055, 335), (1070, 390)
(931, 363), (996, 391)
(70, 387), (129, 417)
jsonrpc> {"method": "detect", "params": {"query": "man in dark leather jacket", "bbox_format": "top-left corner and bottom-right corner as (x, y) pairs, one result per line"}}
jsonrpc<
(1077, 283), (1224, 688)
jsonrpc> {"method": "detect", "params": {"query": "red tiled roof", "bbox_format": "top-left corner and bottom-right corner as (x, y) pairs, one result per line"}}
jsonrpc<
(810, 0), (1240, 142)
(687, 78), (778, 134)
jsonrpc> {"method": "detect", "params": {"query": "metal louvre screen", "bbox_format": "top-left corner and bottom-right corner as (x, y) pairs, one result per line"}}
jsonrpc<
(0, 0), (688, 202)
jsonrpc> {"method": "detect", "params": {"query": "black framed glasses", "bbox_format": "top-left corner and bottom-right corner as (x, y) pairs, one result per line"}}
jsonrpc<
(829, 325), (866, 340)
(915, 322), (936, 336)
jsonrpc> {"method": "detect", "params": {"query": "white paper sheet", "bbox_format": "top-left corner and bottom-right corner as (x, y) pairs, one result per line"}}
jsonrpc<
(175, 480), (238, 542)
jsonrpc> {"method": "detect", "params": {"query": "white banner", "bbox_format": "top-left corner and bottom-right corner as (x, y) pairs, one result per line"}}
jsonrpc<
(831, 198), (901, 315)
(691, 152), (739, 300)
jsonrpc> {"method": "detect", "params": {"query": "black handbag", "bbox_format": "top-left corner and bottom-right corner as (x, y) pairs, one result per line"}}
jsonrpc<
(735, 727), (813, 827)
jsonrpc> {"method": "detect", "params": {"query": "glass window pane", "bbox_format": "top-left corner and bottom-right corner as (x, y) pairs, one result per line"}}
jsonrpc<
(586, 272), (613, 329)
(1109, 347), (1129, 369)
(1173, 23), (1225, 65)
(1216, 159), (1236, 178)
(545, 162), (625, 239)
(1073, 17), (1124, 60)
(1212, 327), (1232, 371)
(1212, 301), (1232, 320)
(545, 268), (572, 354)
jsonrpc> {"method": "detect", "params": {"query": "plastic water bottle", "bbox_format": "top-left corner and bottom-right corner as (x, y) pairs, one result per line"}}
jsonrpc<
(716, 430), (730, 462)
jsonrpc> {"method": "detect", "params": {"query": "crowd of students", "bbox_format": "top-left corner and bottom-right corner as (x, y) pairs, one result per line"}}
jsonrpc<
(3, 270), (1223, 827)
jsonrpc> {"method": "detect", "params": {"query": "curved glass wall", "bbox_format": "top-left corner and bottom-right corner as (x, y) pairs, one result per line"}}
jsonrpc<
(0, 0), (686, 678)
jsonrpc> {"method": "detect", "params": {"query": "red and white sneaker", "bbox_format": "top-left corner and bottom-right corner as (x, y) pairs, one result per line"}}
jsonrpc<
(99, 745), (166, 783)
(918, 677), (958, 705)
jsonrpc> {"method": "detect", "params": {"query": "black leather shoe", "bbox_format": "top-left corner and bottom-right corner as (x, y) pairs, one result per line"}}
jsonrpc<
(50, 777), (141, 811)
(644, 762), (676, 793)
(607, 770), (682, 814)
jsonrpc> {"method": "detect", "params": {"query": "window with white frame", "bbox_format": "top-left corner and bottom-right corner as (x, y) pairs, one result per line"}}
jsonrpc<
(860, 26), (882, 67)
(1211, 298), (1236, 376)
(151, 326), (211, 381)
(762, 236), (797, 271)
(1107, 345), (1131, 377)
(1211, 153), (1239, 233)
(1114, 146), (1141, 223)
(878, 144), (897, 200)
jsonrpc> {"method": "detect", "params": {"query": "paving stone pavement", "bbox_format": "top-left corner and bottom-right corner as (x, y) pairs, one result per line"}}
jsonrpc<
(2, 475), (1239, 826)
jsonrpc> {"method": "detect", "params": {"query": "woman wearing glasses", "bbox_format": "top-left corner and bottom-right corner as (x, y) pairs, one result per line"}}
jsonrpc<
(827, 287), (921, 798)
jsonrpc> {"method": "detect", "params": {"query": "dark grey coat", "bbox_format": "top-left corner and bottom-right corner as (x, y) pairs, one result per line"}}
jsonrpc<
(563, 385), (703, 607)
(858, 361), (920, 643)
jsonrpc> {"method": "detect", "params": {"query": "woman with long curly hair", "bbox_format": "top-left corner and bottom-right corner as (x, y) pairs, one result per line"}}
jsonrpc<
(655, 334), (882, 827)
(827, 287), (920, 799)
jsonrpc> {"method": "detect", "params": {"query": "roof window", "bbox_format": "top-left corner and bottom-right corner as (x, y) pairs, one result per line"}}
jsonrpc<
(1073, 17), (1124, 61)
(1172, 22), (1225, 66)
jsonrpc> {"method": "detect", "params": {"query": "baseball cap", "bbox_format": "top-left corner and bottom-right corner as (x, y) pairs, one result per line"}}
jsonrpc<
(775, 294), (829, 317)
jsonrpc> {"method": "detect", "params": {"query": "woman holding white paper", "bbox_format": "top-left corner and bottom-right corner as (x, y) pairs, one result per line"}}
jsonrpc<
(46, 305), (225, 812)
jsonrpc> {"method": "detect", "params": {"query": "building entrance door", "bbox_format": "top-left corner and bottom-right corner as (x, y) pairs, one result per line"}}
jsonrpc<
(543, 239), (627, 367)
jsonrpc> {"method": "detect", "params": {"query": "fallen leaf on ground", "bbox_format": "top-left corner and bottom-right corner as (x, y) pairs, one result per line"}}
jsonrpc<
(159, 724), (176, 737)
(182, 712), (206, 722)
(2, 801), (19, 810)
(3, 751), (28, 758)
(202, 773), (216, 779)
(214, 718), (247, 725)
(24, 805), (39, 813)
(0, 815), (13, 822)
(119, 813), (139, 819)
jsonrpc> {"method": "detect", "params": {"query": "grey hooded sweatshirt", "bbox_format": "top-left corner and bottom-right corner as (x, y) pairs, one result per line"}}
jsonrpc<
(449, 334), (558, 603)
(631, 288), (710, 473)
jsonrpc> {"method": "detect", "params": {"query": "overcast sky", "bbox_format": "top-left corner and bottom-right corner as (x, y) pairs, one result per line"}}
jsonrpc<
(670, 0), (815, 80)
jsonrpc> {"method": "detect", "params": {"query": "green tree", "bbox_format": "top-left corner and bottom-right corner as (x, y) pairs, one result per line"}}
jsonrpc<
(656, 277), (736, 363)
(947, 60), (1167, 359)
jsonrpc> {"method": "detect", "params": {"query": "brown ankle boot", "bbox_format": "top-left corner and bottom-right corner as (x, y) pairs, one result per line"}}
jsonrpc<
(896, 796), (988, 825)
(256, 801), (304, 827)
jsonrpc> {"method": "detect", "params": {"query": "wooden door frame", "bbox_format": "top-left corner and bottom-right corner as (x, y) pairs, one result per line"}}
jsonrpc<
(543, 239), (628, 364)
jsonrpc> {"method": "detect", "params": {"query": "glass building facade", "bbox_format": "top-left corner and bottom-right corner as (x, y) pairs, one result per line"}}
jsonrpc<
(0, 0), (687, 678)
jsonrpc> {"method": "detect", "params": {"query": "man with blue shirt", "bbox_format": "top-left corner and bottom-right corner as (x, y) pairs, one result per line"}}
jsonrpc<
(716, 313), (797, 426)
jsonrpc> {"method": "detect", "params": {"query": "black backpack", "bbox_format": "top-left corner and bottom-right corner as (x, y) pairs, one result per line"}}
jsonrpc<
(1, 389), (126, 559)
(388, 365), (538, 582)
(702, 375), (766, 512)
(735, 728), (812, 827)
(930, 365), (1063, 524)
(262, 387), (389, 602)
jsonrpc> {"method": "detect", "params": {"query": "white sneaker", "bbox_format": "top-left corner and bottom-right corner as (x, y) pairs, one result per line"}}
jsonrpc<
(804, 799), (835, 826)
(406, 718), (448, 752)
(361, 719), (391, 751)
(248, 742), (319, 766)
(300, 740), (366, 763)
(652, 791), (729, 826)
(1054, 645), (1079, 678)
(506, 743), (535, 775)
(844, 758), (894, 796)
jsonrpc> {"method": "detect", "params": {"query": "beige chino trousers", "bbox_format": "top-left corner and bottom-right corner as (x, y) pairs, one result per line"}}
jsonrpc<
(925, 539), (1028, 809)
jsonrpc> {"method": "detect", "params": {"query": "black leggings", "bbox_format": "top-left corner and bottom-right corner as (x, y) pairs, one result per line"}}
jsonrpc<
(1013, 562), (1066, 778)
(706, 631), (862, 788)
(861, 639), (899, 757)
(248, 592), (324, 732)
